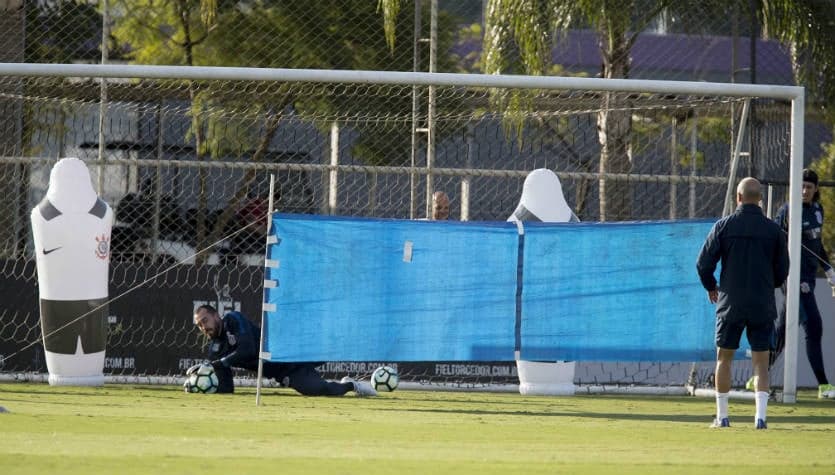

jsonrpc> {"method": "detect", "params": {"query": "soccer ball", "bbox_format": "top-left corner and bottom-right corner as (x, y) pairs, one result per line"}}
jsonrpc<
(183, 364), (219, 394)
(371, 366), (399, 392)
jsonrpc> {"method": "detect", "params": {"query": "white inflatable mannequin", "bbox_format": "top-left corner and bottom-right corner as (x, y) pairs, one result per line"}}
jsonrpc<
(31, 158), (113, 386)
(508, 168), (577, 396)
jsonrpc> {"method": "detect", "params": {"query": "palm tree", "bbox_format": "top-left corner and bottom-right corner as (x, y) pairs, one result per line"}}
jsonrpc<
(111, 0), (220, 262)
(382, 0), (835, 221)
(487, 0), (672, 220)
(489, 0), (835, 220)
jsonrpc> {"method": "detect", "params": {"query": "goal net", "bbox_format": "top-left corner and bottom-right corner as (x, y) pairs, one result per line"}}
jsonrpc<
(0, 64), (805, 400)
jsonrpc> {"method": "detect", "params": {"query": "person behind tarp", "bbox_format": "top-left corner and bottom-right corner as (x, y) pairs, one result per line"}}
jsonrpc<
(765, 169), (835, 399)
(696, 177), (789, 430)
(430, 191), (450, 220)
(189, 305), (377, 396)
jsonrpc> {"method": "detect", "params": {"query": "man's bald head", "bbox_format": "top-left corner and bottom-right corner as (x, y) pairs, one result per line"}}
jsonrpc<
(736, 177), (762, 205)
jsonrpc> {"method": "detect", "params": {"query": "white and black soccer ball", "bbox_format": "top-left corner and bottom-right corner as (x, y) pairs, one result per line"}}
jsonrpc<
(183, 364), (219, 394)
(371, 365), (399, 392)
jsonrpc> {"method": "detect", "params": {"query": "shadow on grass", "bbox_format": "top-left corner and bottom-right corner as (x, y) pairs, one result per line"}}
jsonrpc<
(374, 405), (835, 425)
(379, 393), (713, 407)
(0, 384), (184, 401)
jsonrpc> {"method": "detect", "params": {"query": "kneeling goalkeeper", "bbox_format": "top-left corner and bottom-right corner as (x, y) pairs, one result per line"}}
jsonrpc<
(190, 304), (376, 396)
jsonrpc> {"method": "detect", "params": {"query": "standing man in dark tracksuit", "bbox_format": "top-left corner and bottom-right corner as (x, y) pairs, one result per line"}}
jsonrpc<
(190, 305), (377, 396)
(697, 177), (789, 430)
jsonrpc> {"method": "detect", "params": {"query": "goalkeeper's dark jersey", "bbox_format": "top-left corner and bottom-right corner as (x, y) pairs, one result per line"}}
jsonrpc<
(774, 201), (833, 282)
(203, 311), (346, 396)
(207, 311), (260, 371)
(206, 311), (314, 382)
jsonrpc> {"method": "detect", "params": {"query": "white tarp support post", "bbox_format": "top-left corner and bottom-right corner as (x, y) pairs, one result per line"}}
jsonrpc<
(256, 174), (276, 406)
(329, 123), (339, 215)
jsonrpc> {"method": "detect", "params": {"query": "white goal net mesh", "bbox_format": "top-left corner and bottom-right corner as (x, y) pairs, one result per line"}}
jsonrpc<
(0, 68), (794, 391)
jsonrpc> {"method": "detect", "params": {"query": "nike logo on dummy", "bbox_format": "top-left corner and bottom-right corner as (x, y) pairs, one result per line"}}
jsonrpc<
(42, 247), (62, 255)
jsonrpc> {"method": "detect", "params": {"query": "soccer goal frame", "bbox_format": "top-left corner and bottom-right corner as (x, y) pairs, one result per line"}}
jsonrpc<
(0, 63), (806, 403)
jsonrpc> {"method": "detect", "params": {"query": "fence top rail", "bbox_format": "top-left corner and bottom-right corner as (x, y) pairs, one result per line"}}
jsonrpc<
(0, 63), (804, 101)
(0, 156), (730, 184)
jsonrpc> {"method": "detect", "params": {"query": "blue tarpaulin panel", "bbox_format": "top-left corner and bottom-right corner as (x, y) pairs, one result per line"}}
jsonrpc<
(263, 215), (741, 363)
(519, 220), (742, 361)
(263, 215), (519, 362)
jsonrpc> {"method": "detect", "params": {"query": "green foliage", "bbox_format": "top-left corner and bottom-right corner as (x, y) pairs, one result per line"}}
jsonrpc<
(482, 1), (670, 221)
(755, 0), (835, 121)
(630, 107), (667, 137)
(459, 22), (482, 42)
(813, 142), (835, 258)
(110, 0), (216, 66)
(694, 116), (732, 144)
(630, 108), (731, 171)
(483, 0), (671, 78)
(488, 64), (588, 150)
(678, 116), (731, 169)
(110, 0), (460, 166)
(451, 23), (484, 73)
(488, 88), (536, 146)
(182, 81), (296, 160)
(675, 143), (705, 169)
(378, 0), (401, 52)
(481, 0), (835, 221)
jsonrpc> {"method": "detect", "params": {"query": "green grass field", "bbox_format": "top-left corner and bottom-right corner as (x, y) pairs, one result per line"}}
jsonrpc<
(1, 382), (834, 474)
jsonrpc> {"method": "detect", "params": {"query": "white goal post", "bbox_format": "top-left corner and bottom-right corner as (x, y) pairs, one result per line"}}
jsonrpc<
(0, 63), (805, 402)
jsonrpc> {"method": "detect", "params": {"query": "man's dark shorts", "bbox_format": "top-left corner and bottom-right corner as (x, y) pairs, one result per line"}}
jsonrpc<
(716, 317), (773, 352)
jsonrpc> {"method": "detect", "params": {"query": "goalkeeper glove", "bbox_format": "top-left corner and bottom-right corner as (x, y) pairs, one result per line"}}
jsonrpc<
(185, 362), (205, 376)
(210, 360), (235, 394)
(801, 282), (811, 294)
(826, 268), (835, 287)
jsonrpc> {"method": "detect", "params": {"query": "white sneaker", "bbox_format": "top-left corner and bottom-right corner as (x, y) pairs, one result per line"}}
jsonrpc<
(709, 417), (730, 428)
(341, 377), (377, 397)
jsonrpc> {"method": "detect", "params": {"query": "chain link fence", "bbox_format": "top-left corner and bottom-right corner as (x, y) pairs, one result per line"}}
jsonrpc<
(0, 0), (823, 388)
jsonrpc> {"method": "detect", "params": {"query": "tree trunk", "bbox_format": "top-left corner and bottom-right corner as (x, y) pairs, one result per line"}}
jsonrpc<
(574, 158), (595, 220)
(596, 21), (633, 221)
(176, 0), (211, 264)
(542, 119), (590, 219)
(205, 112), (283, 252)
